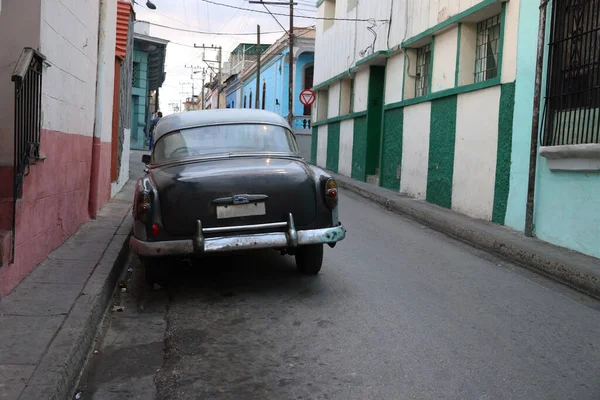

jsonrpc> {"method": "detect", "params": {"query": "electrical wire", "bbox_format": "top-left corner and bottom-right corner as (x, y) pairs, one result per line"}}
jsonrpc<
(200, 0), (389, 22)
(261, 2), (289, 34)
(141, 21), (285, 35)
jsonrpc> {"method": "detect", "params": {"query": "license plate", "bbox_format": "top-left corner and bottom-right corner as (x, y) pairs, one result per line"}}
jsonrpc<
(216, 202), (266, 219)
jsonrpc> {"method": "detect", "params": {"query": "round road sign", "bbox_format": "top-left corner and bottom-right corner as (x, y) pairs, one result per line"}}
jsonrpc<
(300, 89), (316, 107)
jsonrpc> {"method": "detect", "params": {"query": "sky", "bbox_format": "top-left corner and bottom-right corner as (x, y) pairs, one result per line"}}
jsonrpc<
(133, 0), (318, 114)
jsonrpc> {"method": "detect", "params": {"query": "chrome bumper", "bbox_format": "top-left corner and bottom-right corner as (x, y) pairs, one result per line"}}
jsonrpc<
(130, 213), (346, 257)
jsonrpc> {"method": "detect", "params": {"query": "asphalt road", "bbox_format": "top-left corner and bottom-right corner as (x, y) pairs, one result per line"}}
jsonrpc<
(79, 190), (600, 400)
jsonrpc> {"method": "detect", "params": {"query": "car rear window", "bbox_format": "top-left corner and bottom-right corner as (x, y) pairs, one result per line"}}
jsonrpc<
(153, 124), (300, 163)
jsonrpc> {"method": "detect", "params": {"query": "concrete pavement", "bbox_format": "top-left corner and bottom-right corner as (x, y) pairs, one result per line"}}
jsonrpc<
(0, 153), (146, 400)
(332, 172), (600, 299)
(79, 190), (600, 399)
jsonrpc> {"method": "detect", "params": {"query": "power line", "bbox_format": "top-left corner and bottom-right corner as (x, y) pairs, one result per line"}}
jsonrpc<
(260, 2), (289, 34)
(142, 20), (285, 35)
(200, 0), (389, 22)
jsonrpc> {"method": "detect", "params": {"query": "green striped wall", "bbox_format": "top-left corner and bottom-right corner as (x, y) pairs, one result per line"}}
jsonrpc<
(351, 116), (368, 181)
(310, 126), (318, 165)
(326, 122), (341, 172)
(312, 83), (516, 228)
(427, 96), (457, 209)
(492, 82), (516, 224)
(380, 108), (404, 191)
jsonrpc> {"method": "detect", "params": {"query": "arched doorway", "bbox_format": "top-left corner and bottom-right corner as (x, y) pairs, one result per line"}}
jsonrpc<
(303, 64), (314, 116)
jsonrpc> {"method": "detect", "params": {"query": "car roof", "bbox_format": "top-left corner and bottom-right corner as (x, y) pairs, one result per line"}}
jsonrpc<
(154, 109), (292, 141)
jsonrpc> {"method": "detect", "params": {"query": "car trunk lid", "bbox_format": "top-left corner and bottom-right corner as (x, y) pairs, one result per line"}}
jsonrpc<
(152, 156), (317, 236)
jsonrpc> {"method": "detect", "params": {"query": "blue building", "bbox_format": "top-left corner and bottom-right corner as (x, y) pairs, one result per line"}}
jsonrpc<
(224, 29), (315, 135)
(130, 22), (168, 150)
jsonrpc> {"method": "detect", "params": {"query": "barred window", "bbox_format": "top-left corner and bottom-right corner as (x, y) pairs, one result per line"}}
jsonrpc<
(474, 15), (501, 83)
(544, 0), (600, 146)
(415, 44), (432, 97)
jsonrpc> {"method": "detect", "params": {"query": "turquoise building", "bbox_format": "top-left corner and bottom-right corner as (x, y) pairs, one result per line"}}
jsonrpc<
(505, 0), (600, 258)
(224, 28), (315, 134)
(131, 24), (167, 150)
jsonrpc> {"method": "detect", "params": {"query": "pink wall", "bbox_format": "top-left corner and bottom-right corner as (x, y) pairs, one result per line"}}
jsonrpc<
(0, 129), (93, 296)
(89, 137), (113, 216)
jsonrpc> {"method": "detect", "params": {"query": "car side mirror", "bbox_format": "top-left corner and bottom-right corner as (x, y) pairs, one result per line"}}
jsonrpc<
(142, 154), (151, 164)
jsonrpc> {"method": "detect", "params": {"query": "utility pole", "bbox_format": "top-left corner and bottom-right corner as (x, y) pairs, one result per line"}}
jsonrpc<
(193, 44), (223, 108)
(288, 1), (294, 126)
(249, 1), (296, 123)
(193, 68), (207, 110)
(202, 73), (206, 110)
(184, 65), (201, 110)
(256, 25), (261, 109)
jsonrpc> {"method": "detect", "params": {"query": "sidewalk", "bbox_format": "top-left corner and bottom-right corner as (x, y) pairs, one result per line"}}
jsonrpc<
(0, 179), (135, 399)
(333, 172), (600, 300)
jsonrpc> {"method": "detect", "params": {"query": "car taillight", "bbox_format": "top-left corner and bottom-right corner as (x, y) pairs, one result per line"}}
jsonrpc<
(325, 178), (338, 209)
(137, 191), (152, 222)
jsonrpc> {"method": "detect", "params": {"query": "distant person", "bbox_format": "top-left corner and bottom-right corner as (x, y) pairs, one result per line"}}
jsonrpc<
(149, 111), (163, 150)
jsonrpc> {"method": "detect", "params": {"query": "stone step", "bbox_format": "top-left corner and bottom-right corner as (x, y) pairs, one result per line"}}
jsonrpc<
(0, 166), (13, 198)
(0, 197), (13, 231)
(0, 230), (12, 267)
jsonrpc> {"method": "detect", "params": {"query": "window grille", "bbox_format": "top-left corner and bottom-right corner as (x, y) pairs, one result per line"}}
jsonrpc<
(475, 15), (501, 83)
(543, 0), (600, 146)
(416, 44), (432, 97)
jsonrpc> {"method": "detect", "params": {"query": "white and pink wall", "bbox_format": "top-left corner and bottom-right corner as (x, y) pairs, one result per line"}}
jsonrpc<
(0, 0), (125, 296)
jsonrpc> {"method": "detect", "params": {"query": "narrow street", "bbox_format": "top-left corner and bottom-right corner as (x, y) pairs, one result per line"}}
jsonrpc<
(79, 177), (600, 399)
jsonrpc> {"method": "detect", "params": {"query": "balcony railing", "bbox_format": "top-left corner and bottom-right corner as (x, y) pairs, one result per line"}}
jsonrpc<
(293, 116), (312, 131)
(10, 47), (46, 263)
(543, 0), (600, 146)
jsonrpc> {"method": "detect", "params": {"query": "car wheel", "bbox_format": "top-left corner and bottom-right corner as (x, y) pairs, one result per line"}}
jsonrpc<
(295, 244), (324, 275)
(141, 257), (167, 286)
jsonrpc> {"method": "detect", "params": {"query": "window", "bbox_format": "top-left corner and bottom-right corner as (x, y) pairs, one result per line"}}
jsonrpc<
(153, 124), (299, 163)
(543, 0), (600, 146)
(350, 78), (355, 113)
(262, 82), (266, 109)
(323, 0), (336, 31)
(340, 78), (354, 115)
(415, 44), (432, 97)
(317, 90), (329, 121)
(474, 15), (501, 83)
(133, 62), (142, 88)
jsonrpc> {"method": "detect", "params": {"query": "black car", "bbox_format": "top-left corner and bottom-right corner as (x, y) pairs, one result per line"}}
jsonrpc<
(130, 109), (346, 283)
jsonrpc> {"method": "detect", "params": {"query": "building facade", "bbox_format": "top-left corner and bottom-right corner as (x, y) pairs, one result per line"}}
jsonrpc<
(504, 0), (600, 258)
(0, 0), (135, 296)
(224, 29), (315, 132)
(312, 0), (600, 260)
(130, 21), (167, 150)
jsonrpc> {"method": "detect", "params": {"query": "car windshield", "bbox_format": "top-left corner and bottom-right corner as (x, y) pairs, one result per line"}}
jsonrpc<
(153, 124), (299, 163)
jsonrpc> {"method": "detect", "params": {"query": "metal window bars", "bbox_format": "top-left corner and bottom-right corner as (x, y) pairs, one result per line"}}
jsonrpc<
(415, 43), (432, 97)
(10, 47), (46, 264)
(543, 0), (600, 146)
(474, 15), (501, 83)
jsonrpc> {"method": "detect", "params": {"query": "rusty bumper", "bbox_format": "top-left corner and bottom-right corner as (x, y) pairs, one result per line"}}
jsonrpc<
(130, 213), (346, 257)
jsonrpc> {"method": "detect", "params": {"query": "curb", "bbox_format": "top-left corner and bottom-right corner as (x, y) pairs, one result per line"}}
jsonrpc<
(334, 173), (600, 300)
(19, 219), (133, 400)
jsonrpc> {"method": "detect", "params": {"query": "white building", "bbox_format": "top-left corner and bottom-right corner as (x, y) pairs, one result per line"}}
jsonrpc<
(313, 0), (519, 223)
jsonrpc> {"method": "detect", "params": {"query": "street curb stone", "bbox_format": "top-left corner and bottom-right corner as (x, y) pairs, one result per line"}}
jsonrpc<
(333, 172), (600, 300)
(18, 216), (133, 400)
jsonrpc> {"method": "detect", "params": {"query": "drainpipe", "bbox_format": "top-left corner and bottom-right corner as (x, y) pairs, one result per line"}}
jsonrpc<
(89, 0), (109, 219)
(524, 0), (550, 237)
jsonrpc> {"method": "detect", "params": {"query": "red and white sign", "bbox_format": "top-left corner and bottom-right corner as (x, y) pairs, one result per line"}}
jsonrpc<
(300, 89), (316, 106)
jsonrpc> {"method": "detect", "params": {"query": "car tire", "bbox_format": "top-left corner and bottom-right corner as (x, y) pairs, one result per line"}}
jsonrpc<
(295, 244), (324, 275)
(141, 257), (167, 286)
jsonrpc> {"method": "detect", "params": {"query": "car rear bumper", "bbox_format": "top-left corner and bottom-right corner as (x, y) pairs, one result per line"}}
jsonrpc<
(130, 213), (346, 257)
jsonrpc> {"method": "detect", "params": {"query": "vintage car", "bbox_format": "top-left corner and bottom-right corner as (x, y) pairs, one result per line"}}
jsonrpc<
(130, 109), (346, 283)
